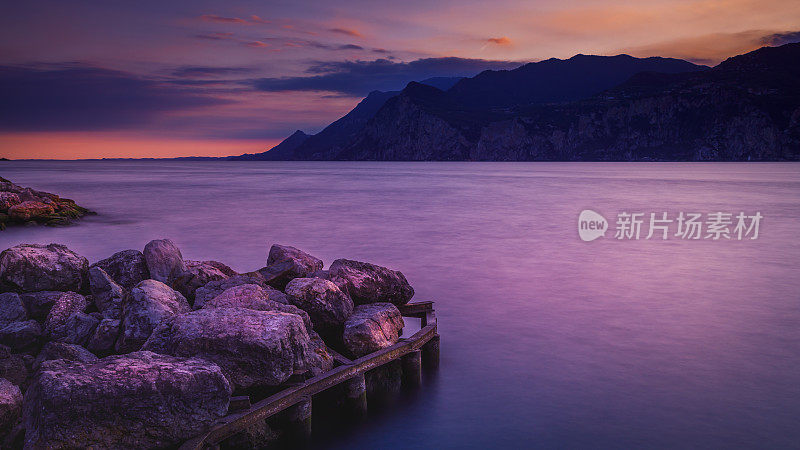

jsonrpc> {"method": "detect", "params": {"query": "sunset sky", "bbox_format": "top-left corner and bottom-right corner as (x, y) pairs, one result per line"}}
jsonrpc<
(1, 0), (798, 159)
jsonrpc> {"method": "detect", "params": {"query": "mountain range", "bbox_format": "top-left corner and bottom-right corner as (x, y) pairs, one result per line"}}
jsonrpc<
(231, 43), (800, 161)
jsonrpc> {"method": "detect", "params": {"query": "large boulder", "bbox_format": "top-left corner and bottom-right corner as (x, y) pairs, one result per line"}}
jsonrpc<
(203, 284), (314, 330)
(32, 342), (98, 372)
(86, 318), (120, 356)
(0, 293), (26, 328)
(88, 266), (125, 319)
(328, 259), (414, 305)
(0, 244), (88, 292)
(173, 260), (231, 303)
(285, 278), (353, 334)
(194, 273), (286, 309)
(258, 244), (323, 290)
(7, 201), (54, 221)
(143, 308), (330, 389)
(43, 292), (88, 341)
(343, 303), (405, 357)
(23, 351), (232, 449)
(0, 320), (42, 353)
(142, 239), (187, 285)
(90, 249), (150, 290)
(0, 378), (22, 440)
(116, 280), (190, 353)
(57, 312), (100, 346)
(19, 291), (61, 320)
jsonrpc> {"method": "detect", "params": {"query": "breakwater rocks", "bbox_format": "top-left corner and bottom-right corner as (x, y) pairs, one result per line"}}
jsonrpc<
(0, 178), (93, 230)
(0, 240), (416, 448)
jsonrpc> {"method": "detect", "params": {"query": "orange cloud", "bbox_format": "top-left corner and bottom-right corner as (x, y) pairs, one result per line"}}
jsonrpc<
(486, 36), (512, 45)
(329, 27), (363, 38)
(245, 41), (269, 48)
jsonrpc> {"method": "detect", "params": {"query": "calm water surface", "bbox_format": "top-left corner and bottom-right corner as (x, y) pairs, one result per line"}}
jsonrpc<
(2, 161), (799, 449)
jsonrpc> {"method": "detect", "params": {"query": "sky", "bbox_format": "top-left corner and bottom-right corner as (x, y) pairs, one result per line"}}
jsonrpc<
(1, 0), (798, 159)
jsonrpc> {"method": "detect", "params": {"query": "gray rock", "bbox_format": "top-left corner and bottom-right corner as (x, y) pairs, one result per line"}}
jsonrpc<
(258, 244), (323, 290)
(0, 346), (27, 388)
(33, 342), (98, 372)
(193, 273), (284, 309)
(203, 284), (314, 331)
(142, 239), (187, 285)
(86, 318), (120, 356)
(285, 277), (353, 334)
(0, 320), (41, 353)
(90, 249), (149, 290)
(23, 351), (232, 449)
(0, 378), (22, 440)
(58, 312), (100, 346)
(116, 279), (190, 353)
(343, 303), (405, 357)
(143, 307), (331, 389)
(0, 244), (88, 292)
(0, 293), (26, 328)
(88, 266), (125, 319)
(173, 260), (231, 303)
(329, 259), (414, 305)
(19, 291), (61, 320)
(43, 292), (88, 341)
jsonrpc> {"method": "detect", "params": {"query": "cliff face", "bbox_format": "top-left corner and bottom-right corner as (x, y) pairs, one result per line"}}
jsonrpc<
(326, 43), (800, 161)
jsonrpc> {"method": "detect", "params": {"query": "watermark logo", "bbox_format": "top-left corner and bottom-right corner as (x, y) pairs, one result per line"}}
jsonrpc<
(578, 209), (608, 241)
(579, 210), (763, 241)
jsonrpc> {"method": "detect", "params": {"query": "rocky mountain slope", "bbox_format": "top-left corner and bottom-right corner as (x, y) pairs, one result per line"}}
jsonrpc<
(239, 43), (800, 161)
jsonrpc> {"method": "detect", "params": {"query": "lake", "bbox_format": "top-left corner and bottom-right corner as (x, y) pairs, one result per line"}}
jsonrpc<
(2, 161), (799, 448)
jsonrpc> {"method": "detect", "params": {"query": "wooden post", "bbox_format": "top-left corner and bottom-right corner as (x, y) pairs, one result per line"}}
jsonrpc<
(286, 396), (312, 441)
(422, 334), (440, 370)
(401, 350), (422, 387)
(343, 373), (368, 416)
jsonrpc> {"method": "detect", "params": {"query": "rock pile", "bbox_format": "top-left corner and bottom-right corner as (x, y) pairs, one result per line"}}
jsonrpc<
(0, 178), (93, 230)
(0, 239), (414, 448)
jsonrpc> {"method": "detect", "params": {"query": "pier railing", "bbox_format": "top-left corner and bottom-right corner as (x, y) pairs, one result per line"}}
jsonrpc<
(179, 301), (439, 449)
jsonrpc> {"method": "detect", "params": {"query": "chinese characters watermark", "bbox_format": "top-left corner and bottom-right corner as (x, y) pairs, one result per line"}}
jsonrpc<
(579, 210), (762, 242)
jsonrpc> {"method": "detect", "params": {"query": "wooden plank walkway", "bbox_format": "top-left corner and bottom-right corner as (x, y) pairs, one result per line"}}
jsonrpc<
(180, 301), (439, 449)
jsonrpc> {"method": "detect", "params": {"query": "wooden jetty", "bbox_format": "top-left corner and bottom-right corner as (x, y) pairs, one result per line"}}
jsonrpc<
(179, 301), (440, 449)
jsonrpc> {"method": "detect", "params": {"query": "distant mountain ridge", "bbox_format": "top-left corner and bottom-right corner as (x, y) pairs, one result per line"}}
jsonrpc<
(232, 44), (800, 161)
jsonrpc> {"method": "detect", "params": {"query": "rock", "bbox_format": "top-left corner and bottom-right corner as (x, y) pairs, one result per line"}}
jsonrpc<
(116, 280), (190, 353)
(0, 346), (27, 387)
(0, 378), (22, 440)
(7, 201), (54, 221)
(193, 273), (284, 309)
(23, 351), (232, 449)
(202, 260), (237, 277)
(19, 291), (61, 320)
(0, 192), (20, 212)
(258, 244), (323, 290)
(203, 284), (314, 331)
(173, 260), (231, 303)
(142, 239), (187, 285)
(343, 303), (405, 357)
(143, 308), (330, 389)
(0, 293), (26, 328)
(90, 249), (149, 290)
(329, 259), (414, 305)
(0, 243), (88, 292)
(0, 320), (41, 353)
(57, 312), (100, 346)
(33, 342), (98, 372)
(86, 318), (120, 356)
(285, 278), (353, 334)
(88, 267), (125, 319)
(43, 292), (88, 341)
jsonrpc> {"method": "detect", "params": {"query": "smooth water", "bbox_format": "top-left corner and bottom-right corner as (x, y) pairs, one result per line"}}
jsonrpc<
(2, 161), (799, 449)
